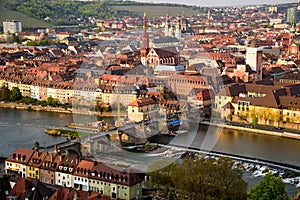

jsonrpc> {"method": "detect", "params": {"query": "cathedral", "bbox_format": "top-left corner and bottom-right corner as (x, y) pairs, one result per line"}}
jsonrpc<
(164, 16), (194, 39)
(140, 13), (180, 68)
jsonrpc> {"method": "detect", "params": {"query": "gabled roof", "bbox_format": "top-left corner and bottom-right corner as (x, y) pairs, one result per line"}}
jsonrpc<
(49, 187), (109, 200)
(57, 156), (79, 174)
(10, 178), (54, 200)
(73, 160), (95, 178)
(129, 97), (156, 107)
(90, 162), (144, 186)
(27, 151), (48, 168)
(222, 102), (234, 109)
(40, 153), (62, 171)
(6, 148), (34, 165)
(216, 84), (245, 97)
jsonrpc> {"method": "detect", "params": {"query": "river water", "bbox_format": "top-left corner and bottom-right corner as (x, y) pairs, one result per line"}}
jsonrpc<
(0, 108), (299, 197)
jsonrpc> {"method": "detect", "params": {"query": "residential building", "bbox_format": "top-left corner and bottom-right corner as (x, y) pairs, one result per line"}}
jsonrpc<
(26, 151), (48, 179)
(89, 162), (144, 200)
(188, 88), (214, 108)
(73, 160), (95, 191)
(128, 97), (158, 122)
(3, 20), (22, 34)
(245, 47), (263, 80)
(169, 74), (209, 99)
(5, 148), (34, 178)
(40, 153), (62, 185)
(55, 156), (79, 188)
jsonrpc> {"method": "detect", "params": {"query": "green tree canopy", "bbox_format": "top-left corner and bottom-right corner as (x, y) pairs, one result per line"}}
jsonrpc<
(9, 87), (22, 102)
(147, 157), (247, 200)
(0, 85), (10, 102)
(248, 173), (289, 200)
(47, 96), (58, 107)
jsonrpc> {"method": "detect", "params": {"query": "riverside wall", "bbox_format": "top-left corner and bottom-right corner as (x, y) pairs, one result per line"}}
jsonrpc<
(0, 102), (126, 117)
(201, 121), (300, 140)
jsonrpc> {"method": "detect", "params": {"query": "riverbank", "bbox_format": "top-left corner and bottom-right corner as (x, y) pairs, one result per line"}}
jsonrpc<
(0, 102), (126, 117)
(201, 121), (300, 140)
(157, 144), (299, 197)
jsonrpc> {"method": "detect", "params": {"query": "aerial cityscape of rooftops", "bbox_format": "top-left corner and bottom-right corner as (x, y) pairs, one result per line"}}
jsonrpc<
(1, 0), (300, 199)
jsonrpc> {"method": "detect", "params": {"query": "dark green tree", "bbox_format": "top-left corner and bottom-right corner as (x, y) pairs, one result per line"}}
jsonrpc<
(9, 87), (22, 102)
(147, 157), (247, 200)
(27, 40), (38, 46)
(39, 39), (49, 46)
(47, 96), (58, 107)
(248, 173), (289, 200)
(227, 114), (233, 122)
(0, 86), (10, 102)
(12, 34), (20, 43)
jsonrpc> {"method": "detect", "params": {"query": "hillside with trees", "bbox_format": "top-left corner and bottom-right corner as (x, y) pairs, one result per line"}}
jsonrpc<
(1, 0), (204, 28)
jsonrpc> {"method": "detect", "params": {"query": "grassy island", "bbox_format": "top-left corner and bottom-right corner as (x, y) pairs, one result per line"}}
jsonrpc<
(45, 128), (88, 139)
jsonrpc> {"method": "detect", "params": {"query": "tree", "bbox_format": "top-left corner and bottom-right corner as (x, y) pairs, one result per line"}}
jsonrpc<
(252, 116), (258, 126)
(272, 109), (282, 128)
(47, 96), (58, 107)
(148, 157), (247, 200)
(227, 114), (233, 122)
(258, 108), (271, 125)
(0, 85), (10, 102)
(248, 173), (289, 200)
(39, 39), (49, 46)
(12, 34), (20, 43)
(147, 158), (176, 197)
(27, 40), (38, 46)
(238, 115), (244, 122)
(9, 87), (22, 102)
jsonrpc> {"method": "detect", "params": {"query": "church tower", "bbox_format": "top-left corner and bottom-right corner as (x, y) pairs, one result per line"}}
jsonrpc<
(165, 15), (170, 37)
(141, 12), (149, 66)
(175, 18), (181, 39)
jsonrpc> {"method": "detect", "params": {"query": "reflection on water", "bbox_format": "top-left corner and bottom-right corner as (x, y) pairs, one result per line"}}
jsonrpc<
(0, 108), (73, 157)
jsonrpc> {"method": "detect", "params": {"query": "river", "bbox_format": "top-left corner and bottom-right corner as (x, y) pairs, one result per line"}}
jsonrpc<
(0, 108), (299, 197)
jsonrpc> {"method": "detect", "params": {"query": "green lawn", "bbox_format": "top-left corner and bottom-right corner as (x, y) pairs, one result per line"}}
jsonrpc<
(0, 0), (51, 29)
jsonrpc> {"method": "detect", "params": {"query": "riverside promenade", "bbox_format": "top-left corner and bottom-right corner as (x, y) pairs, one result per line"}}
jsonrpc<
(0, 102), (126, 117)
(201, 121), (300, 140)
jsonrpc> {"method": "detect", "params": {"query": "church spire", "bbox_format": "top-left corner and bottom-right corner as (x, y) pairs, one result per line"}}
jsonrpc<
(141, 12), (149, 49)
(140, 12), (149, 66)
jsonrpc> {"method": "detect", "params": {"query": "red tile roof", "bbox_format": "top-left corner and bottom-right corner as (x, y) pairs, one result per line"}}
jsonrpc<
(129, 97), (156, 107)
(6, 148), (34, 165)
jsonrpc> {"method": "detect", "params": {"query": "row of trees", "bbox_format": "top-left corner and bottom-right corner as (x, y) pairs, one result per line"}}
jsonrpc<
(0, 86), (22, 102)
(0, 86), (59, 107)
(249, 107), (283, 127)
(228, 106), (300, 128)
(147, 156), (298, 200)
